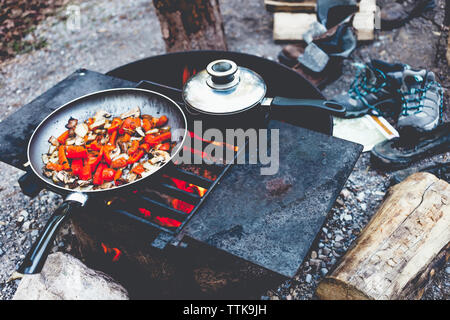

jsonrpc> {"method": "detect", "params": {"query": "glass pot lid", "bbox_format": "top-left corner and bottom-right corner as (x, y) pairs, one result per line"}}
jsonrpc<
(182, 59), (267, 115)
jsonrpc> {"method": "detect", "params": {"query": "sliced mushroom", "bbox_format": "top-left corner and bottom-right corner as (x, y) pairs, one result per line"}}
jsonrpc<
(118, 141), (128, 154)
(48, 151), (59, 164)
(159, 126), (171, 133)
(145, 128), (159, 135)
(149, 150), (170, 165)
(65, 117), (78, 129)
(48, 144), (57, 155)
(74, 123), (89, 138)
(100, 134), (109, 145)
(136, 127), (146, 137)
(100, 182), (113, 189)
(120, 107), (140, 119)
(42, 154), (49, 165)
(56, 171), (76, 184)
(65, 137), (76, 145)
(48, 136), (59, 146)
(111, 153), (129, 161)
(52, 172), (60, 184)
(126, 172), (137, 182)
(43, 170), (53, 178)
(109, 147), (121, 160)
(93, 110), (110, 120)
(86, 132), (97, 142)
(77, 180), (92, 187)
(89, 117), (106, 130)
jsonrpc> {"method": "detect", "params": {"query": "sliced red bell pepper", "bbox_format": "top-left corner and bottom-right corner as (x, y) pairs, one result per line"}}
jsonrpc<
(102, 145), (115, 165)
(127, 150), (144, 165)
(102, 168), (116, 182)
(107, 117), (122, 134)
(78, 161), (92, 180)
(87, 147), (103, 170)
(144, 132), (171, 147)
(93, 163), (107, 185)
(66, 146), (88, 159)
(114, 168), (123, 185)
(121, 133), (131, 142)
(111, 157), (128, 169)
(155, 115), (168, 127)
(142, 118), (152, 132)
(139, 142), (151, 153)
(71, 158), (83, 176)
(128, 140), (140, 155)
(157, 143), (170, 152)
(58, 146), (70, 170)
(87, 140), (102, 151)
(108, 130), (117, 145)
(46, 162), (63, 172)
(132, 164), (145, 175)
(119, 117), (141, 135)
(57, 130), (70, 144)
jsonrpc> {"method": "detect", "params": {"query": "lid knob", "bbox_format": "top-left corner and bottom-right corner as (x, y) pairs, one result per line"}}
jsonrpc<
(206, 59), (240, 90)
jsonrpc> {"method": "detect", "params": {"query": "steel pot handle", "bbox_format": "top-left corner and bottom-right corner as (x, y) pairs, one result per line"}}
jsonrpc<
(268, 97), (346, 117)
(18, 193), (88, 274)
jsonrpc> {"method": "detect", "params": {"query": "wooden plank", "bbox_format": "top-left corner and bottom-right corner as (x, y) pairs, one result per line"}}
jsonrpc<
(358, 0), (377, 12)
(353, 11), (375, 41)
(265, 0), (316, 13)
(316, 172), (450, 300)
(273, 12), (317, 41)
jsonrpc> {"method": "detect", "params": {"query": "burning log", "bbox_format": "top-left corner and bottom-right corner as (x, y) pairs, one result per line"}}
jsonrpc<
(152, 0), (227, 52)
(316, 172), (450, 300)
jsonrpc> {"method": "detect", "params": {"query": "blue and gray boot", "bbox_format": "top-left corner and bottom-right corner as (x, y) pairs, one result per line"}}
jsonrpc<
(397, 69), (444, 133)
(333, 59), (407, 118)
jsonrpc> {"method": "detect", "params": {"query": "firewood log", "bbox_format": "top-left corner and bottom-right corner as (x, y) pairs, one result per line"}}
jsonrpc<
(316, 172), (450, 300)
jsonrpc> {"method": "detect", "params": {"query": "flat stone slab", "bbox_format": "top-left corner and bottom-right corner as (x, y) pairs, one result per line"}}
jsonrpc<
(184, 120), (362, 278)
(13, 252), (129, 300)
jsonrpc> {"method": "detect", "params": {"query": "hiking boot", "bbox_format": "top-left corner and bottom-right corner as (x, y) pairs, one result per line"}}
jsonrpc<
(397, 69), (444, 133)
(380, 0), (436, 30)
(332, 60), (407, 118)
(370, 122), (450, 170)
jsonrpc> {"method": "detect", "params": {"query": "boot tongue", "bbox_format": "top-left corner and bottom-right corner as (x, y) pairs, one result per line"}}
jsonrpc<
(402, 70), (426, 91)
(365, 62), (384, 86)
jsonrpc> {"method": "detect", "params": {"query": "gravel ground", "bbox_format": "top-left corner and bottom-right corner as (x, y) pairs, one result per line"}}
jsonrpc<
(0, 0), (448, 300)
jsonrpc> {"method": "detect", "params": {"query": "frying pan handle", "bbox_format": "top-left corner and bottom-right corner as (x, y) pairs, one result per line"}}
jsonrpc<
(18, 194), (87, 274)
(270, 97), (346, 117)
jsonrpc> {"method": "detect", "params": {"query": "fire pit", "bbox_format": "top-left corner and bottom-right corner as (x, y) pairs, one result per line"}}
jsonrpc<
(0, 51), (362, 299)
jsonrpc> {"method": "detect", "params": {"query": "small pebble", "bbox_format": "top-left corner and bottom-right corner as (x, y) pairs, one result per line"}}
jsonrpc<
(305, 274), (312, 283)
(19, 210), (29, 219)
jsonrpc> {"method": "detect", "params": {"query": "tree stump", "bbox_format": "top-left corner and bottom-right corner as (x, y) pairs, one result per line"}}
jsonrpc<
(152, 0), (227, 52)
(316, 172), (450, 300)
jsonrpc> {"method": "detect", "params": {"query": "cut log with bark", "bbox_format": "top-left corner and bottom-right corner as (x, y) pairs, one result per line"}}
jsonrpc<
(316, 172), (450, 300)
(152, 0), (227, 52)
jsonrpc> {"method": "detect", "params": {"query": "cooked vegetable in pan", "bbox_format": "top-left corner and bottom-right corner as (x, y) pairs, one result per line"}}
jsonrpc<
(41, 107), (173, 190)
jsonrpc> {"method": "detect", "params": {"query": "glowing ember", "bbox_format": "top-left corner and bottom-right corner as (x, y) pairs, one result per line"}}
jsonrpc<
(155, 216), (182, 228)
(100, 242), (122, 262)
(138, 208), (151, 217)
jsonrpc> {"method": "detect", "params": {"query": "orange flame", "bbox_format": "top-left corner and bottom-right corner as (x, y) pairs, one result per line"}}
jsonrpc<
(100, 242), (122, 262)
